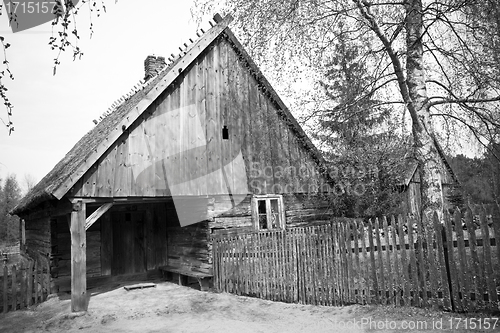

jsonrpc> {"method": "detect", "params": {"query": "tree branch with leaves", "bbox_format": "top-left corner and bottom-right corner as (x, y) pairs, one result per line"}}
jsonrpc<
(0, 0), (110, 135)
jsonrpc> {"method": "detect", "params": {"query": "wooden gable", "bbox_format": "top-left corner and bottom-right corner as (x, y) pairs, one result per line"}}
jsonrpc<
(69, 34), (331, 199)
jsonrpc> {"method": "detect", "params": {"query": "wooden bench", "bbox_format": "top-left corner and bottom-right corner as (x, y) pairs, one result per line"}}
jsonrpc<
(159, 266), (212, 291)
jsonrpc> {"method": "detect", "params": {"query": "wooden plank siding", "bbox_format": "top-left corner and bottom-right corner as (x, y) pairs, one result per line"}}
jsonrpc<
(24, 217), (51, 263)
(68, 37), (331, 201)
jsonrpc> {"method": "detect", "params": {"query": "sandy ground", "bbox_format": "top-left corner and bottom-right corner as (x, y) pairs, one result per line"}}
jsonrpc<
(0, 280), (498, 333)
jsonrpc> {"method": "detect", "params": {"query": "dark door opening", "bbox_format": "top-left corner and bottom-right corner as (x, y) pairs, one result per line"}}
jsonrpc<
(111, 211), (146, 275)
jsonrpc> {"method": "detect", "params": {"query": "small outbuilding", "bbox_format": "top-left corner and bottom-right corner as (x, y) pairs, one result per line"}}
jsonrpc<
(398, 140), (463, 217)
(12, 14), (335, 311)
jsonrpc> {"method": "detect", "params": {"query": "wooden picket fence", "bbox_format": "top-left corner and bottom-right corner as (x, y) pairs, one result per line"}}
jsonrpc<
(213, 205), (500, 312)
(0, 259), (51, 313)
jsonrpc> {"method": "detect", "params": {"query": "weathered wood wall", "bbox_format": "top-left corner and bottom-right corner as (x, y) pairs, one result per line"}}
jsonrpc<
(161, 199), (211, 274)
(24, 217), (51, 262)
(69, 35), (331, 199)
(208, 193), (334, 234)
(167, 223), (212, 275)
(53, 214), (101, 280)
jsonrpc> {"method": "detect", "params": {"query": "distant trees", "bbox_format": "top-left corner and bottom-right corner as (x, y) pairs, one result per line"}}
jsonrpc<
(485, 142), (500, 204)
(450, 154), (493, 204)
(0, 174), (21, 246)
(449, 147), (500, 205)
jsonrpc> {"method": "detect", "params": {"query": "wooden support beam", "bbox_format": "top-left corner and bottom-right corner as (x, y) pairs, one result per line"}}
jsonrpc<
(85, 202), (113, 230)
(70, 200), (88, 312)
(68, 197), (174, 205)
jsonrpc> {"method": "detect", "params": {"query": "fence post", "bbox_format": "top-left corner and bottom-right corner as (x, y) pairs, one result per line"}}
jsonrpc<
(293, 228), (300, 304)
(26, 260), (33, 307)
(34, 260), (39, 305)
(367, 219), (379, 304)
(432, 212), (451, 311)
(454, 208), (470, 311)
(423, 213), (438, 309)
(19, 262), (26, 309)
(382, 217), (393, 305)
(464, 206), (483, 310)
(390, 215), (401, 306)
(374, 218), (385, 304)
(352, 220), (361, 305)
(212, 234), (219, 292)
(11, 265), (17, 311)
(414, 214), (428, 307)
(407, 214), (420, 306)
(479, 205), (498, 309)
(44, 258), (49, 300)
(491, 203), (500, 274)
(358, 220), (369, 305)
(443, 210), (462, 311)
(397, 214), (411, 306)
(3, 264), (7, 313)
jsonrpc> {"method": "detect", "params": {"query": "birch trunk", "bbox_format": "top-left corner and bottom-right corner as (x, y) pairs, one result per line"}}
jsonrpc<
(405, 0), (444, 223)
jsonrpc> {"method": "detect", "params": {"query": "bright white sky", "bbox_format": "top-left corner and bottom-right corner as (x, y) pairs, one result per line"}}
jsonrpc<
(0, 0), (213, 191)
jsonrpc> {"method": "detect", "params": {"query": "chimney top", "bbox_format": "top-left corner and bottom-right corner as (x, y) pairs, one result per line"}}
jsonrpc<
(213, 13), (223, 23)
(144, 55), (166, 81)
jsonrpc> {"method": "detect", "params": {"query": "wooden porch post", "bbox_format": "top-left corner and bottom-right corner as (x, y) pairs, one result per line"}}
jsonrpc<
(70, 200), (88, 312)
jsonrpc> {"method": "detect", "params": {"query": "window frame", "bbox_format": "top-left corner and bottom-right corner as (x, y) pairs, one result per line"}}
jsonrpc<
(251, 195), (286, 231)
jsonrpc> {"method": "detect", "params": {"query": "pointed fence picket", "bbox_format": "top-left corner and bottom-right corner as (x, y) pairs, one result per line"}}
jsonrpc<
(213, 205), (500, 312)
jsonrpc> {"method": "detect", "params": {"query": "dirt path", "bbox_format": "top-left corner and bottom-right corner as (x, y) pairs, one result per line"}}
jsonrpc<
(0, 281), (498, 333)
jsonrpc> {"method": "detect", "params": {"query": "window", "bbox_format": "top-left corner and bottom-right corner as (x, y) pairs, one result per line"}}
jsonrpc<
(252, 195), (285, 230)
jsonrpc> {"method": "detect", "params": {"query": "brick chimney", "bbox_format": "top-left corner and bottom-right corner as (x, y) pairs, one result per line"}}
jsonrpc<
(144, 55), (166, 81)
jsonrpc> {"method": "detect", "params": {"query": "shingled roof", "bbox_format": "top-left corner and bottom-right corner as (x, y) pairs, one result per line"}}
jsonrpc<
(13, 14), (330, 215)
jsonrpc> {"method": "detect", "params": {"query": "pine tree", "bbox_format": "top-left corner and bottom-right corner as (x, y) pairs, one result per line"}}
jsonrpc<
(314, 32), (407, 218)
(0, 175), (21, 245)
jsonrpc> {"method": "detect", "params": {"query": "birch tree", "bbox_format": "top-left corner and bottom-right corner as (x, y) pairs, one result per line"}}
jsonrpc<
(193, 0), (500, 223)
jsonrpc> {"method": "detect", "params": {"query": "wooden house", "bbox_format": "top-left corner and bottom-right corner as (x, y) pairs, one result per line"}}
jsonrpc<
(398, 140), (462, 217)
(12, 14), (335, 312)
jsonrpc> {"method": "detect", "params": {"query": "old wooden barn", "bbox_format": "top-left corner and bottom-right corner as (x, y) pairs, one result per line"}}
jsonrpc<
(12, 14), (335, 312)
